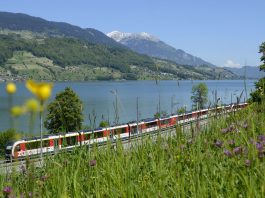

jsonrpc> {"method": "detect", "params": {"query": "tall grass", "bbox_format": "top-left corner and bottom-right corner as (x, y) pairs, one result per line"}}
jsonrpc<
(1, 103), (265, 197)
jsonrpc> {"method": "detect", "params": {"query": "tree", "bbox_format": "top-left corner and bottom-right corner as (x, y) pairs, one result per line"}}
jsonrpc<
(250, 42), (265, 103)
(191, 83), (208, 110)
(44, 87), (83, 133)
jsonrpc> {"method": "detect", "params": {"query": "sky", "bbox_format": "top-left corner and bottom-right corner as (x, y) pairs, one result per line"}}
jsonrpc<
(1, 0), (265, 68)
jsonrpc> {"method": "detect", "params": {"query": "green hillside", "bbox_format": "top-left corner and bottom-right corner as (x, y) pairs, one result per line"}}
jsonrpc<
(0, 33), (238, 81)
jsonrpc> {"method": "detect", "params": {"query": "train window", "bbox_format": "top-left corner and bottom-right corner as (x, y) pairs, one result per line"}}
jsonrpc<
(161, 119), (169, 125)
(114, 128), (125, 135)
(84, 133), (91, 140)
(15, 144), (20, 152)
(146, 121), (157, 128)
(94, 132), (103, 138)
(62, 136), (77, 147)
(26, 141), (41, 150)
(43, 140), (50, 147)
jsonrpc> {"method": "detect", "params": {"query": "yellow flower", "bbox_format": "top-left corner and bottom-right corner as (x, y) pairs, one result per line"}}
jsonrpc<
(26, 80), (53, 102)
(25, 98), (40, 112)
(11, 106), (25, 117)
(6, 82), (16, 94)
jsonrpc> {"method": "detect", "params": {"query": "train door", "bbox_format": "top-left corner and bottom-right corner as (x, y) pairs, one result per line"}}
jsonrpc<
(53, 138), (59, 154)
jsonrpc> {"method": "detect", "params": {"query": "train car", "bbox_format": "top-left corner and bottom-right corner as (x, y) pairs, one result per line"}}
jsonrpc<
(5, 134), (59, 159)
(140, 118), (159, 133)
(57, 132), (81, 151)
(81, 128), (107, 145)
(108, 124), (129, 140)
(128, 121), (143, 137)
(159, 116), (173, 129)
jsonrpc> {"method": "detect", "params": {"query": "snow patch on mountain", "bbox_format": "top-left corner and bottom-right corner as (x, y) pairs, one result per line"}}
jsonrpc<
(107, 31), (160, 42)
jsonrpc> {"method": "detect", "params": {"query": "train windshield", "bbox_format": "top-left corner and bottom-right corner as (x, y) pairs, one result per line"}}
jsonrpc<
(5, 149), (12, 154)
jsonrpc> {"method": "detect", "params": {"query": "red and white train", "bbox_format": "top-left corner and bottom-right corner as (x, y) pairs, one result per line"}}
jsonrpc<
(5, 103), (248, 159)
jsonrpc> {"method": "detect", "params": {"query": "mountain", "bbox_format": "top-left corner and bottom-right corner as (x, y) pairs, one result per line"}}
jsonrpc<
(0, 12), (238, 81)
(224, 66), (265, 79)
(0, 11), (122, 47)
(107, 31), (215, 67)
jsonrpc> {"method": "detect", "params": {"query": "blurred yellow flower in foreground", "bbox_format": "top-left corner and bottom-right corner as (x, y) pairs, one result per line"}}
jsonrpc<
(6, 82), (16, 94)
(11, 106), (25, 117)
(25, 98), (40, 112)
(26, 80), (53, 102)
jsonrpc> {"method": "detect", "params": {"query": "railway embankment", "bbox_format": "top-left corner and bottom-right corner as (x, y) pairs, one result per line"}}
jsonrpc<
(1, 102), (264, 197)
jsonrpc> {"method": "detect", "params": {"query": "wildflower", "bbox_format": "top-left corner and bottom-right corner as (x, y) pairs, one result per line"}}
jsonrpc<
(245, 159), (251, 167)
(221, 128), (228, 134)
(3, 186), (12, 195)
(25, 98), (40, 112)
(26, 80), (53, 102)
(6, 82), (16, 94)
(28, 192), (33, 198)
(89, 160), (97, 167)
(243, 123), (248, 129)
(214, 139), (223, 148)
(258, 135), (265, 142)
(233, 147), (242, 155)
(224, 149), (233, 157)
(11, 106), (25, 117)
(256, 143), (263, 152)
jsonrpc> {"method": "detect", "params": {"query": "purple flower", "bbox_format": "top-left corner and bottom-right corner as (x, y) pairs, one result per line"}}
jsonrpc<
(233, 147), (242, 155)
(245, 159), (251, 167)
(256, 143), (263, 152)
(243, 123), (248, 129)
(28, 192), (33, 198)
(258, 135), (265, 142)
(89, 160), (97, 167)
(214, 140), (223, 148)
(221, 128), (228, 134)
(3, 186), (12, 195)
(224, 149), (233, 157)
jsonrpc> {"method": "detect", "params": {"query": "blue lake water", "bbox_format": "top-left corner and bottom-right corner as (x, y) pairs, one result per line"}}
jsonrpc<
(0, 80), (256, 133)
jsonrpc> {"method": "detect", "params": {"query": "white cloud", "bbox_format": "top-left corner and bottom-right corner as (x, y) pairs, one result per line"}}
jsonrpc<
(224, 59), (241, 68)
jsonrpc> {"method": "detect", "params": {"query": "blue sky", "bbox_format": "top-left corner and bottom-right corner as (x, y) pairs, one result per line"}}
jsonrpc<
(1, 0), (265, 67)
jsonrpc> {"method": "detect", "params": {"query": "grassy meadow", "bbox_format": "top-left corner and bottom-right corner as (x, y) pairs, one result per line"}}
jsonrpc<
(0, 102), (265, 197)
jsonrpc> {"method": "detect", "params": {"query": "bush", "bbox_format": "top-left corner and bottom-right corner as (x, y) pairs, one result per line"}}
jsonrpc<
(0, 128), (20, 155)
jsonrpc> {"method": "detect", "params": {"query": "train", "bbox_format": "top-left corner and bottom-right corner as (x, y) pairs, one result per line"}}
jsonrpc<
(5, 103), (248, 160)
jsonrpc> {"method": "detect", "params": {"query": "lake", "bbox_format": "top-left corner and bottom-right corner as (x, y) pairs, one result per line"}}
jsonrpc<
(0, 80), (256, 133)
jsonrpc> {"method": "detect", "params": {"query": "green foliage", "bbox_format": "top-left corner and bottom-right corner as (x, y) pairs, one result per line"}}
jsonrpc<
(0, 128), (20, 155)
(250, 77), (265, 103)
(44, 87), (84, 133)
(0, 34), (155, 75)
(260, 42), (265, 72)
(99, 120), (109, 128)
(177, 106), (186, 114)
(250, 42), (265, 103)
(191, 82), (208, 110)
(154, 110), (167, 118)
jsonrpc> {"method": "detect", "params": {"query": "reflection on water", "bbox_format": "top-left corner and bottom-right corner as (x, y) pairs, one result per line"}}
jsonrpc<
(0, 80), (256, 133)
